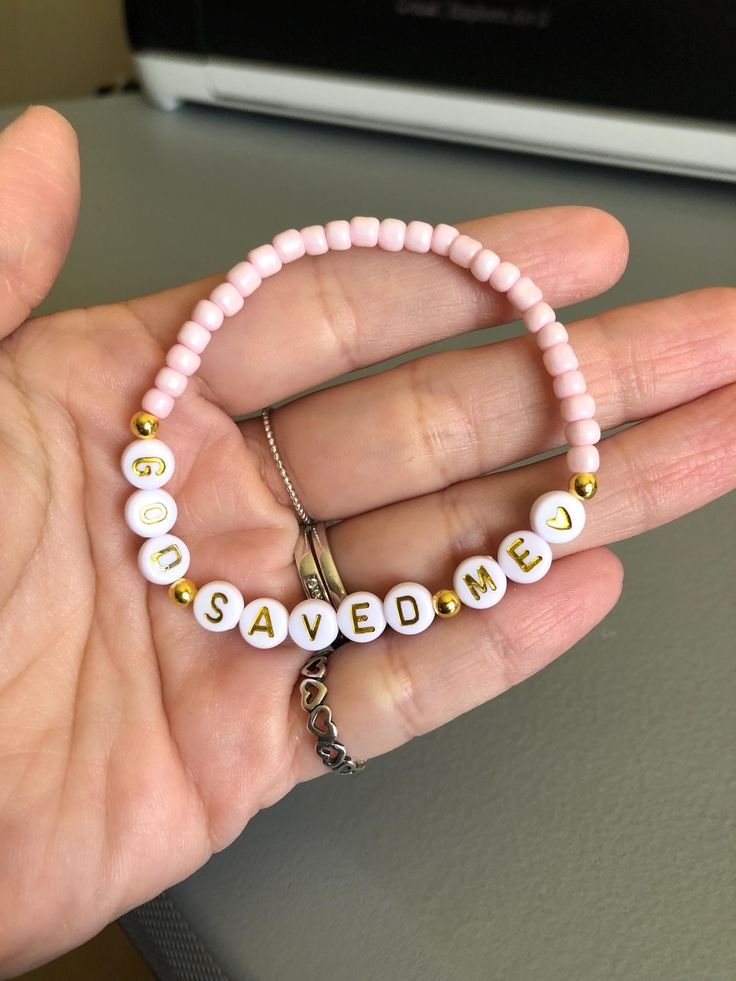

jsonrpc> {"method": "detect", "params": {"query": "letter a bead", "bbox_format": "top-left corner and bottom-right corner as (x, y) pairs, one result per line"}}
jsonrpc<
(239, 598), (289, 649)
(497, 530), (552, 584)
(193, 581), (245, 632)
(530, 490), (586, 545)
(383, 582), (435, 635)
(452, 556), (507, 609)
(288, 598), (339, 651)
(337, 591), (387, 643)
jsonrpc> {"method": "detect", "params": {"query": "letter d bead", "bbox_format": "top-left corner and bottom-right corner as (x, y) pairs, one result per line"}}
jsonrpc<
(383, 582), (435, 635)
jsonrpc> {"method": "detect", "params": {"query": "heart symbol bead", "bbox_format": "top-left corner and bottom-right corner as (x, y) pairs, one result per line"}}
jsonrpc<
(546, 506), (572, 531)
(316, 739), (347, 769)
(300, 678), (327, 711)
(308, 704), (338, 741)
(301, 654), (328, 679)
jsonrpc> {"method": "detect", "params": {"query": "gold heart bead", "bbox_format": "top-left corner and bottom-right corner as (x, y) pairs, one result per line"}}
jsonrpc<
(546, 506), (572, 531)
(300, 678), (327, 711)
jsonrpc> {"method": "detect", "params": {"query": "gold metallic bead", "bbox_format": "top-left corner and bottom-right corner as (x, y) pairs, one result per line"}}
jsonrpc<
(168, 578), (198, 606)
(432, 588), (462, 618)
(131, 411), (160, 440)
(568, 472), (598, 501)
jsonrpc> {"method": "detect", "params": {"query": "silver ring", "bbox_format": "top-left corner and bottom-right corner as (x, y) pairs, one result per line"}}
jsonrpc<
(300, 655), (366, 774)
(262, 407), (312, 525)
(309, 522), (347, 609)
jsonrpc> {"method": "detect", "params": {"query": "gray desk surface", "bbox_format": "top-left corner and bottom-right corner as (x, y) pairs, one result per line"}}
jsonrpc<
(3, 95), (734, 981)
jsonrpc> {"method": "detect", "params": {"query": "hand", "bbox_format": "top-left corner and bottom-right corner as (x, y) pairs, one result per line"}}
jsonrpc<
(0, 106), (734, 976)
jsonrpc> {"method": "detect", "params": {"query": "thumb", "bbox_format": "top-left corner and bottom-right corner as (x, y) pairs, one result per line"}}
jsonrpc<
(0, 106), (80, 339)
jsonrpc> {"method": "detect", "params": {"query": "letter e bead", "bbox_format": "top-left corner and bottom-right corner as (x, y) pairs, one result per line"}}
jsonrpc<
(337, 591), (387, 643)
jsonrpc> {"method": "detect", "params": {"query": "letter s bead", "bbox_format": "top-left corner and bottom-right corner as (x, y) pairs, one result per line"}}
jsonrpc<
(193, 581), (245, 632)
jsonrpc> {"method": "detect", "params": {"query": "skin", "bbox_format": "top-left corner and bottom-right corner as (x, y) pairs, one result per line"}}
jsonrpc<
(0, 106), (734, 976)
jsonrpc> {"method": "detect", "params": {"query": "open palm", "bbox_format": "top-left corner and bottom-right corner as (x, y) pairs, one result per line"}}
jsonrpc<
(1, 108), (734, 976)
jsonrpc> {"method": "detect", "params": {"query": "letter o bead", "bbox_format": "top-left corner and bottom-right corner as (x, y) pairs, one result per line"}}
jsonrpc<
(383, 582), (435, 635)
(138, 534), (190, 585)
(121, 438), (175, 490)
(453, 556), (507, 609)
(193, 580), (245, 632)
(497, 530), (553, 585)
(124, 489), (178, 538)
(530, 490), (586, 545)
(288, 599), (339, 651)
(239, 598), (289, 649)
(337, 591), (387, 644)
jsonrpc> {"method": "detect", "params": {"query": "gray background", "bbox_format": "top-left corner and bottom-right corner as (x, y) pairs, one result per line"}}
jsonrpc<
(4, 95), (734, 981)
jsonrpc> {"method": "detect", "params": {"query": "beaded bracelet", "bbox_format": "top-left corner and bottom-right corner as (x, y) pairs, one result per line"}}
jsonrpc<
(122, 218), (599, 651)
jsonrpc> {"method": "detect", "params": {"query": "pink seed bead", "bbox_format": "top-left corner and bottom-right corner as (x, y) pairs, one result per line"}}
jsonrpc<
(166, 343), (201, 376)
(567, 444), (600, 474)
(430, 223), (460, 256)
(248, 244), (282, 278)
(300, 225), (329, 255)
(536, 321), (568, 351)
(448, 235), (483, 268)
(141, 388), (174, 419)
(272, 228), (306, 264)
(191, 299), (224, 332)
(566, 419), (601, 446)
(227, 260), (262, 297)
(543, 343), (579, 377)
(523, 301), (556, 333)
(560, 393), (596, 423)
(553, 370), (587, 399)
(404, 220), (434, 253)
(155, 366), (188, 398)
(349, 216), (380, 247)
(507, 276), (544, 312)
(324, 220), (352, 251)
(177, 320), (211, 355)
(378, 218), (407, 252)
(489, 261), (521, 293)
(470, 248), (501, 282)
(210, 282), (244, 318)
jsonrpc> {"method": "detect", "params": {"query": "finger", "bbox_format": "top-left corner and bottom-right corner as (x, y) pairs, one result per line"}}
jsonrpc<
(328, 380), (736, 595)
(127, 206), (628, 408)
(240, 287), (736, 518)
(292, 547), (623, 779)
(0, 107), (80, 339)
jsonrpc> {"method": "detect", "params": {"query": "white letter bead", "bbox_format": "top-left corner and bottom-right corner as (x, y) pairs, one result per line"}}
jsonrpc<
(383, 582), (435, 635)
(530, 490), (586, 545)
(497, 530), (553, 584)
(138, 534), (190, 585)
(240, 598), (289, 649)
(193, 581), (245, 632)
(452, 556), (507, 609)
(337, 591), (387, 644)
(125, 489), (178, 538)
(121, 438), (175, 489)
(288, 599), (339, 651)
